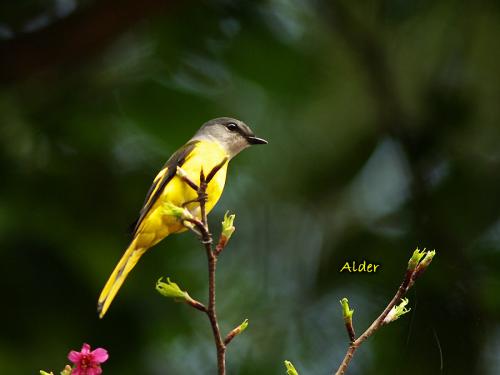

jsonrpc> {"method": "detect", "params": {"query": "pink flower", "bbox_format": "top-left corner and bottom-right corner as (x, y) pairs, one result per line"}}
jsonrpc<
(68, 343), (109, 375)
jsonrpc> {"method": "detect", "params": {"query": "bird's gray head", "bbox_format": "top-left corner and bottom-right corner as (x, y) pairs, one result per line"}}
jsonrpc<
(191, 117), (267, 159)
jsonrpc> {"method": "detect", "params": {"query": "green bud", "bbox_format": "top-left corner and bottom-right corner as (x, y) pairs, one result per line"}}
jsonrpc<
(408, 248), (426, 271)
(383, 298), (411, 324)
(156, 277), (190, 301)
(225, 319), (249, 344)
(221, 211), (236, 240)
(238, 318), (249, 333)
(419, 250), (436, 268)
(284, 360), (299, 375)
(40, 371), (54, 375)
(413, 249), (436, 279)
(340, 298), (354, 320)
(61, 366), (72, 375)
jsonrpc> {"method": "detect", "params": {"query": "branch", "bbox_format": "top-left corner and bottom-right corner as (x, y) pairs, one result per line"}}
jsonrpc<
(334, 249), (436, 375)
(206, 157), (229, 183)
(166, 160), (236, 375)
(224, 319), (248, 345)
(181, 166), (225, 375)
(157, 161), (242, 374)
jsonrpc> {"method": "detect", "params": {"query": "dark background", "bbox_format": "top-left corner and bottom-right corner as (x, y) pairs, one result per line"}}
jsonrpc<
(1, 1), (500, 374)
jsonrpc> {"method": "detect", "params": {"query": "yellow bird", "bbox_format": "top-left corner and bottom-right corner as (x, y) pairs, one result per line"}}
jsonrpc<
(97, 117), (267, 318)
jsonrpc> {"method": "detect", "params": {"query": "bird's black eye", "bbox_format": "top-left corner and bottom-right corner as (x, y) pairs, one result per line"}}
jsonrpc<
(226, 123), (238, 131)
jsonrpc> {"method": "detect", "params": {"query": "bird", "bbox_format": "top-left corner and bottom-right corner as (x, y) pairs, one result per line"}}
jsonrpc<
(97, 117), (267, 318)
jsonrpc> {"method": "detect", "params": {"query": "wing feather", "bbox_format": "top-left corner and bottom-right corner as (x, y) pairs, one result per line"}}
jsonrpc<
(131, 140), (199, 236)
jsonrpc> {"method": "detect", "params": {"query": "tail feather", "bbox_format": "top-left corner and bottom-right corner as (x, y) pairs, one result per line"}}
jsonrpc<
(98, 240), (146, 318)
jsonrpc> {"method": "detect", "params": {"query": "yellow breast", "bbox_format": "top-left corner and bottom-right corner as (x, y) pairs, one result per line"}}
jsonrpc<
(136, 140), (229, 246)
(165, 140), (228, 214)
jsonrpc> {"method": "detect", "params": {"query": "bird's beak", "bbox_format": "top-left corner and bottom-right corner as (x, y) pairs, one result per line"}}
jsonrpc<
(247, 136), (268, 145)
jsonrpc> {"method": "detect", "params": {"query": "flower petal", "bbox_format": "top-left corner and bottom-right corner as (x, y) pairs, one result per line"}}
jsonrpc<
(80, 343), (91, 355)
(91, 348), (109, 363)
(68, 351), (82, 363)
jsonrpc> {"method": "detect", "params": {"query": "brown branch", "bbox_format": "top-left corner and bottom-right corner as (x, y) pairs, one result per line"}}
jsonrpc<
(199, 169), (209, 229)
(185, 296), (207, 313)
(340, 298), (355, 343)
(176, 166), (200, 191)
(206, 157), (229, 183)
(198, 169), (226, 375)
(334, 251), (435, 375)
(214, 236), (228, 256)
(344, 320), (355, 344)
(224, 330), (238, 346)
(224, 319), (248, 346)
(335, 284), (407, 375)
(180, 162), (229, 375)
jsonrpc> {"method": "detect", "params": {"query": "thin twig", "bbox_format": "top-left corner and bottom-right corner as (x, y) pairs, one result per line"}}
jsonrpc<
(344, 320), (355, 344)
(223, 319), (248, 345)
(214, 236), (227, 256)
(334, 252), (435, 375)
(185, 297), (207, 313)
(179, 163), (228, 375)
(206, 157), (228, 183)
(335, 283), (407, 375)
(176, 166), (200, 191)
(199, 169), (226, 375)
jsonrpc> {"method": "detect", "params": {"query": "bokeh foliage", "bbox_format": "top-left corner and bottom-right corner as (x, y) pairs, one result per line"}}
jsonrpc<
(1, 1), (500, 374)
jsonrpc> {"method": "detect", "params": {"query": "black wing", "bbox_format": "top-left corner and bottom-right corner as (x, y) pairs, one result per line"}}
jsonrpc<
(130, 140), (199, 237)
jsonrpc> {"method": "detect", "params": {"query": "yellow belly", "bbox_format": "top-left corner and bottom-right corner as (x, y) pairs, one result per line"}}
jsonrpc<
(135, 141), (228, 248)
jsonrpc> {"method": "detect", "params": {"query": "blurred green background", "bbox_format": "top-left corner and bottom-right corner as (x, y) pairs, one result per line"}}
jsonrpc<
(1, 1), (500, 374)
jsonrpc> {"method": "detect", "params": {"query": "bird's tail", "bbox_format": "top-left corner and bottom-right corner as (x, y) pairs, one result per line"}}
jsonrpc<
(97, 239), (146, 318)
